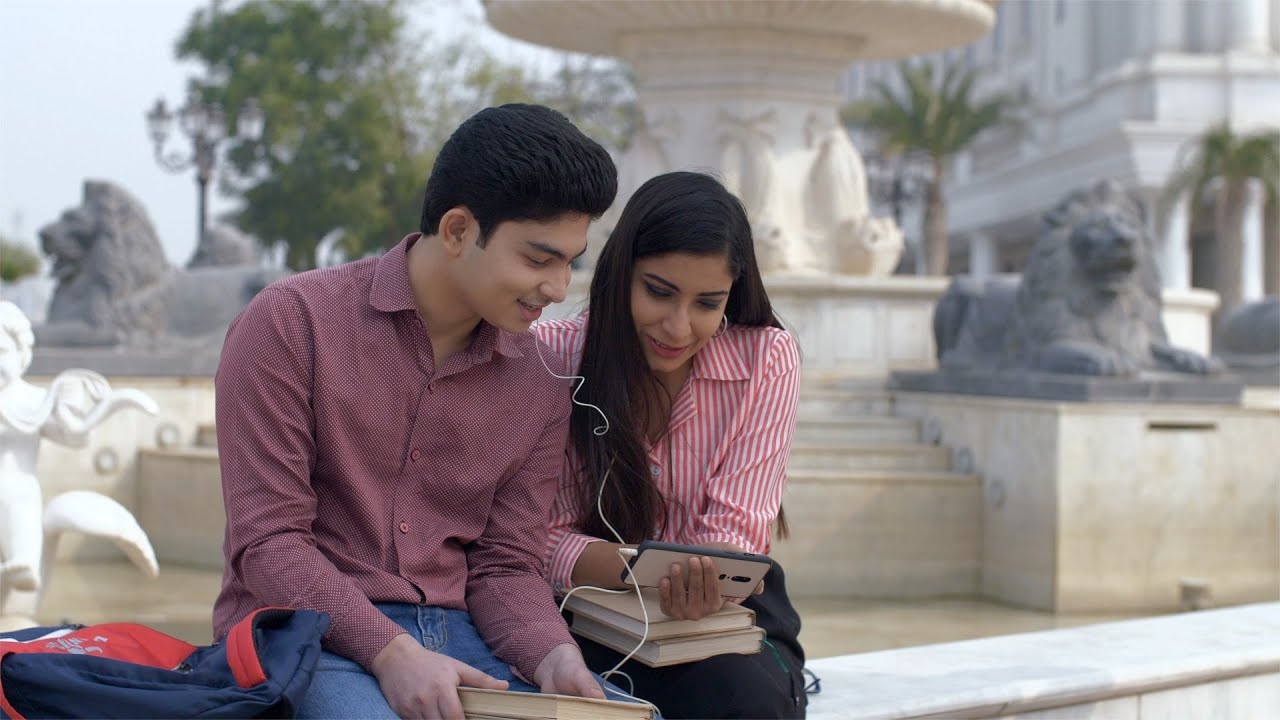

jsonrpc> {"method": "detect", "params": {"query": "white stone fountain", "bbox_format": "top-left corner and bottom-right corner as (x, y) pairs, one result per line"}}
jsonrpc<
(488, 0), (994, 377)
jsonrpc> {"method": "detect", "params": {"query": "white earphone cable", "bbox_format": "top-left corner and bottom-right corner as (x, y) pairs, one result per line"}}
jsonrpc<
(536, 335), (656, 711)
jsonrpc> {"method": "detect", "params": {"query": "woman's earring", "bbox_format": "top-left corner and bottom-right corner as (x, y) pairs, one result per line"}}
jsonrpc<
(714, 315), (728, 338)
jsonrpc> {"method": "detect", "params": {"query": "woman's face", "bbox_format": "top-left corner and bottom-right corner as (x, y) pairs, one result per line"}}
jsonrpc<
(630, 252), (734, 379)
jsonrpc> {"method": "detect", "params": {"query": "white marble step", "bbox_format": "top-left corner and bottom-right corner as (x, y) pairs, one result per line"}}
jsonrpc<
(789, 443), (952, 472)
(798, 387), (894, 417)
(774, 468), (982, 598)
(786, 467), (979, 486)
(794, 416), (921, 444)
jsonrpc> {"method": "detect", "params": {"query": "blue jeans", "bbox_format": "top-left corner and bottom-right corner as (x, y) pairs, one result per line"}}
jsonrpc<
(298, 603), (640, 718)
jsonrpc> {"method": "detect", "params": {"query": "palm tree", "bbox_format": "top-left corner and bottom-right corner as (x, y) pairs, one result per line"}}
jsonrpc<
(843, 60), (1019, 275)
(1165, 124), (1279, 315)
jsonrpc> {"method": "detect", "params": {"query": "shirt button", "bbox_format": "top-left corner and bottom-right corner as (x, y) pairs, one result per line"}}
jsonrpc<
(427, 382), (436, 393)
(410, 448), (421, 462)
(650, 464), (662, 477)
(398, 521), (409, 534)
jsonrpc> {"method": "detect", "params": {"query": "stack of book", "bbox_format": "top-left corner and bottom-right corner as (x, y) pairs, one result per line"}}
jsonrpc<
(458, 687), (655, 720)
(562, 588), (764, 667)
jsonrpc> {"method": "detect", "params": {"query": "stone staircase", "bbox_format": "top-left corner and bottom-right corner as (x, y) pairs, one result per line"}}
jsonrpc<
(771, 382), (983, 599)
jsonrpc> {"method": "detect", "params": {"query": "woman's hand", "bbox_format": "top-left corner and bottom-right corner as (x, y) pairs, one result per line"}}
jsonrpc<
(690, 541), (767, 605)
(657, 556), (725, 620)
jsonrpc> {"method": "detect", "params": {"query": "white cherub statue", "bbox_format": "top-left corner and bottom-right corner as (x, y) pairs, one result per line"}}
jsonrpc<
(0, 301), (159, 621)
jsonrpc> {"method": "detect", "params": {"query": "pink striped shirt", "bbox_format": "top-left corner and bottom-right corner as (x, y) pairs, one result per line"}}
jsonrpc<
(535, 314), (801, 591)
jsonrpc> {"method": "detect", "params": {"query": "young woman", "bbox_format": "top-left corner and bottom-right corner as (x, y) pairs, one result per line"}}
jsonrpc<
(536, 172), (806, 719)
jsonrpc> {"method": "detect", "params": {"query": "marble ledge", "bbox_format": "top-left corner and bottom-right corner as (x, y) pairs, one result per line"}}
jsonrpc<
(892, 389), (1280, 418)
(804, 602), (1280, 720)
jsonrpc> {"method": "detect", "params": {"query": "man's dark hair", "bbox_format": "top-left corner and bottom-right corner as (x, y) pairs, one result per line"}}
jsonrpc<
(419, 104), (618, 244)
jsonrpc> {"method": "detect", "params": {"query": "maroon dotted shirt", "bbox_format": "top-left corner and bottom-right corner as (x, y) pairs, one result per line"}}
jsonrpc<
(212, 234), (574, 679)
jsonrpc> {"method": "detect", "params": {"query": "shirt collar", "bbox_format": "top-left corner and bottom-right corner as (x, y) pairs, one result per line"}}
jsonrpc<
(473, 323), (525, 360)
(369, 233), (420, 313)
(691, 330), (752, 381)
(369, 232), (523, 360)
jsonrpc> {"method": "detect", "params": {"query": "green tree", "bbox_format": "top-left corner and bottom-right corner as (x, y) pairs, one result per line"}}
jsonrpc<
(177, 1), (636, 270)
(0, 239), (41, 284)
(1165, 124), (1279, 315)
(843, 61), (1019, 275)
(535, 56), (639, 152)
(179, 0), (461, 269)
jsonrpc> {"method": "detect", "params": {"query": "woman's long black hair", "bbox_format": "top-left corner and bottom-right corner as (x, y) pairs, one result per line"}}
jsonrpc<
(569, 171), (784, 544)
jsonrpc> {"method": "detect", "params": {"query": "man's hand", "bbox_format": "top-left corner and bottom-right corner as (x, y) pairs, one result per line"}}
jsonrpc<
(370, 633), (508, 719)
(533, 642), (605, 699)
(658, 556), (724, 620)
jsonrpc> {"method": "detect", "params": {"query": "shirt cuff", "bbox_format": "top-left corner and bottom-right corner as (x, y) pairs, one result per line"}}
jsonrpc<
(324, 603), (409, 671)
(548, 533), (606, 591)
(508, 622), (578, 683)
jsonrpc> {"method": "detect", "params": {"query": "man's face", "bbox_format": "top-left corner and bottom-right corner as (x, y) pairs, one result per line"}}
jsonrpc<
(454, 213), (590, 333)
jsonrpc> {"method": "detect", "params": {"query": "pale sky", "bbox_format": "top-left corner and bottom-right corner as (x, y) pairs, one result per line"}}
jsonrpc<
(0, 0), (557, 268)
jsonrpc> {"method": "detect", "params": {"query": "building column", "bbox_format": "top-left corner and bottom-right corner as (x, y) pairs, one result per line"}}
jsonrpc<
(1272, 0), (1280, 52)
(1242, 179), (1266, 302)
(1159, 191), (1192, 290)
(968, 232), (998, 279)
(1153, 0), (1187, 52)
(1265, 193), (1279, 296)
(1231, 0), (1271, 52)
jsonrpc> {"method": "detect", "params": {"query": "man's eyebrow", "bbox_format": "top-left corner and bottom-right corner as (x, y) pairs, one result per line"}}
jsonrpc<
(526, 240), (571, 262)
(642, 273), (730, 297)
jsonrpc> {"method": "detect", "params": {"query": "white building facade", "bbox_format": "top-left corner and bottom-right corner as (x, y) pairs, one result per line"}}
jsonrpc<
(841, 0), (1280, 298)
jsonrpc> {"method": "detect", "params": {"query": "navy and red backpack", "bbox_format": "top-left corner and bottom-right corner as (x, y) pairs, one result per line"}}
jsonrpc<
(0, 607), (328, 719)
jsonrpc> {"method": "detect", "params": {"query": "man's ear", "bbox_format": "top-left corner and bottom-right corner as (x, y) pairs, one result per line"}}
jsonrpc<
(437, 206), (477, 257)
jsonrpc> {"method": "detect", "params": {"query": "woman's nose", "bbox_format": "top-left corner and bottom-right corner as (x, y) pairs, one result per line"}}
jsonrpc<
(663, 307), (691, 339)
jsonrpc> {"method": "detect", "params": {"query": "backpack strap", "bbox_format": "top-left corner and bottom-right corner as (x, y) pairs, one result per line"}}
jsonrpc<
(226, 607), (295, 688)
(0, 647), (25, 720)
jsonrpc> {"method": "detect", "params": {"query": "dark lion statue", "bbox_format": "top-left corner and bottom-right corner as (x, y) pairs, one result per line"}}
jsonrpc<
(935, 180), (1221, 376)
(36, 180), (288, 348)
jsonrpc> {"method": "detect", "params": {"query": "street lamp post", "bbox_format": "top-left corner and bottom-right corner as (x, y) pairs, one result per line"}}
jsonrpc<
(145, 92), (263, 245)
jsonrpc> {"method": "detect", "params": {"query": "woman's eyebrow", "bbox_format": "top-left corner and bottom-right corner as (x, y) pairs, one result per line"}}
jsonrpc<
(643, 273), (729, 297)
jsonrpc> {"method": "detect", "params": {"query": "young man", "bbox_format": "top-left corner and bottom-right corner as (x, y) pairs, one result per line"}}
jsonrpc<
(213, 104), (618, 719)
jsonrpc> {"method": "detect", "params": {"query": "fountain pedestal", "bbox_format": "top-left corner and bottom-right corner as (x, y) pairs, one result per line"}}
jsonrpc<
(487, 0), (994, 275)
